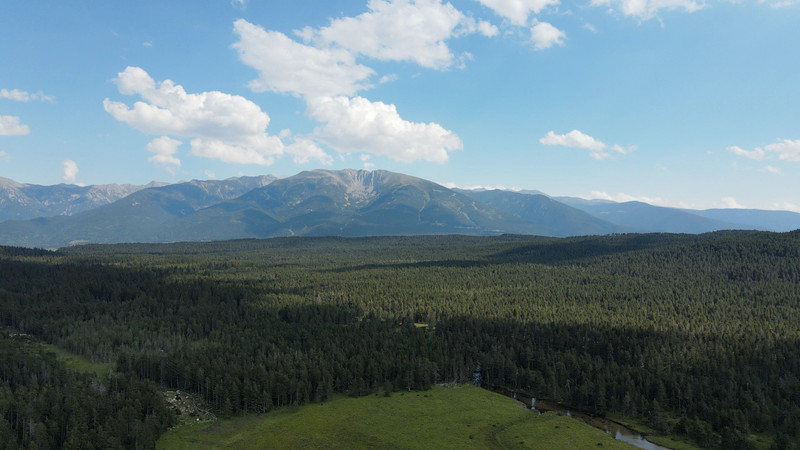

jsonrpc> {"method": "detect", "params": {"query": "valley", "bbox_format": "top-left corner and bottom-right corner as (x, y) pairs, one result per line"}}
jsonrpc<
(1, 232), (798, 448)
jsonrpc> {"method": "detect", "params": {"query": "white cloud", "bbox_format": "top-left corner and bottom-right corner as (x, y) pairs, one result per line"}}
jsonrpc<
(770, 202), (800, 213)
(530, 21), (566, 50)
(104, 66), (305, 166)
(541, 130), (606, 151)
(609, 144), (635, 157)
(727, 139), (800, 162)
(768, 0), (797, 7)
(766, 139), (800, 162)
(62, 160), (79, 183)
(540, 129), (633, 159)
(301, 0), (486, 70)
(233, 12), (467, 166)
(720, 196), (744, 209)
(763, 165), (781, 174)
(307, 96), (462, 163)
(0, 116), (30, 136)
(590, 0), (704, 20)
(233, 19), (375, 98)
(477, 20), (500, 37)
(146, 136), (182, 173)
(361, 154), (377, 170)
(286, 137), (334, 165)
(187, 138), (278, 166)
(476, 0), (560, 25)
(0, 151), (9, 160)
(0, 88), (55, 103)
(727, 145), (765, 160)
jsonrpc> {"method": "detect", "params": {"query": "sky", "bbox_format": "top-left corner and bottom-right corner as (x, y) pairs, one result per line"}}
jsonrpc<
(1, 0), (799, 211)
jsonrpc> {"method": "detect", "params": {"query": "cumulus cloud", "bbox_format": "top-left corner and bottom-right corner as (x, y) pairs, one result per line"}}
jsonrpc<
(0, 116), (30, 136)
(0, 88), (55, 103)
(477, 0), (560, 25)
(186, 138), (278, 165)
(720, 196), (744, 209)
(299, 0), (490, 70)
(540, 129), (633, 159)
(540, 129), (605, 150)
(103, 66), (332, 166)
(233, 12), (467, 165)
(590, 0), (704, 20)
(530, 21), (566, 50)
(62, 160), (79, 183)
(307, 96), (462, 163)
(233, 19), (375, 98)
(361, 155), (377, 170)
(286, 137), (334, 165)
(477, 20), (500, 37)
(146, 136), (182, 173)
(727, 139), (800, 162)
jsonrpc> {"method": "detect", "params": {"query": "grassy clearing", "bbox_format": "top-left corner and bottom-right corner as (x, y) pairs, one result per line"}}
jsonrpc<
(746, 432), (775, 450)
(157, 384), (633, 449)
(38, 342), (114, 378)
(4, 329), (114, 379)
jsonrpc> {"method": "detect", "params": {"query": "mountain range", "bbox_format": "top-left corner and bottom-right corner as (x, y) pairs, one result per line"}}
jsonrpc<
(0, 176), (163, 222)
(0, 169), (798, 248)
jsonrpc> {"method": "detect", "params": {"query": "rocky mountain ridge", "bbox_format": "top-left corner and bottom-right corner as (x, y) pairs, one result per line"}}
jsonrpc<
(1, 169), (798, 248)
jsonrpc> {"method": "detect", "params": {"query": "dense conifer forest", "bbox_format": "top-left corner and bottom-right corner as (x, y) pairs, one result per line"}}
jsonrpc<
(1, 231), (799, 448)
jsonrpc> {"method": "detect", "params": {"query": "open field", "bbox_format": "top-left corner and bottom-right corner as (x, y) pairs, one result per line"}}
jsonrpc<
(157, 384), (634, 449)
(38, 342), (115, 378)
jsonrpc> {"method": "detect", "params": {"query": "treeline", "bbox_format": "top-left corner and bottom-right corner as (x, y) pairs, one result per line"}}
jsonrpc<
(0, 332), (173, 449)
(2, 231), (799, 448)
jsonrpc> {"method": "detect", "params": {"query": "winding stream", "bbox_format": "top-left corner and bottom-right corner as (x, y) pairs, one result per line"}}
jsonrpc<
(486, 386), (670, 450)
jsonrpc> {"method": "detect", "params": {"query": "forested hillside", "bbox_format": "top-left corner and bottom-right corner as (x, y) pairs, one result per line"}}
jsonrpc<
(0, 332), (173, 448)
(1, 232), (799, 448)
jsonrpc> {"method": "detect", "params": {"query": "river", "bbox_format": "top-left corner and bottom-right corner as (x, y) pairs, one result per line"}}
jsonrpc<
(485, 386), (670, 450)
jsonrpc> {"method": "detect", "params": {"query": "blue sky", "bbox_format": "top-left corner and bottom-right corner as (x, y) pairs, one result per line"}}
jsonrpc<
(1, 0), (798, 211)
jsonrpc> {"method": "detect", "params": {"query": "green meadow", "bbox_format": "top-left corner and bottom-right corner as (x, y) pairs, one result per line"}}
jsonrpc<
(38, 342), (115, 378)
(157, 384), (634, 449)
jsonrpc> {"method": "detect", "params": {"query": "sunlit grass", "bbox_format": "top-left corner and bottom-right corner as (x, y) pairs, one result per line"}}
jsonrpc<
(39, 342), (114, 378)
(158, 384), (634, 449)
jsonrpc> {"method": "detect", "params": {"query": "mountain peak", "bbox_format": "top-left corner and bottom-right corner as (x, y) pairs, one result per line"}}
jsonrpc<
(0, 177), (28, 189)
(2, 169), (799, 248)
